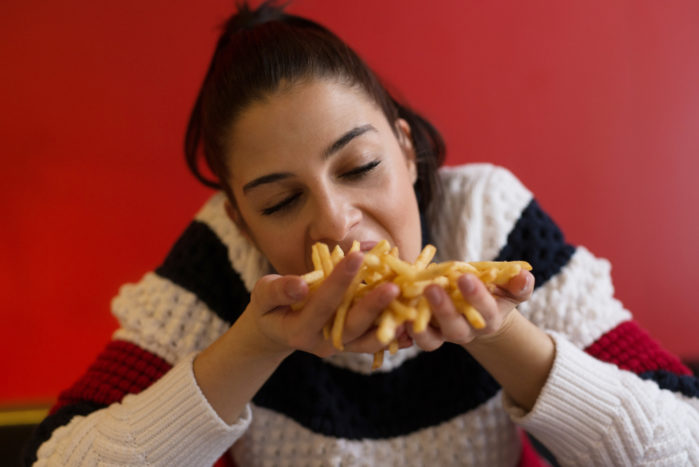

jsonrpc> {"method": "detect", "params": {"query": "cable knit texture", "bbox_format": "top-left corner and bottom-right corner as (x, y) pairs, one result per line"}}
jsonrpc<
(29, 164), (699, 466)
(36, 354), (251, 466)
(505, 334), (699, 466)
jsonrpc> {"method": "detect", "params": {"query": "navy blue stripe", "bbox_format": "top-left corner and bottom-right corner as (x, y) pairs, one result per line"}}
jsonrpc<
(639, 370), (699, 398)
(23, 402), (107, 466)
(254, 343), (500, 439)
(155, 220), (249, 325)
(495, 199), (576, 289)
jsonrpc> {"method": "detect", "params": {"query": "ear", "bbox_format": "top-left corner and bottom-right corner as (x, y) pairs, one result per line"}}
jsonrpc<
(395, 118), (418, 184)
(224, 199), (254, 244)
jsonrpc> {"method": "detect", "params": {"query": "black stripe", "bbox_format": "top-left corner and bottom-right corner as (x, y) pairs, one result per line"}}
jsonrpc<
(22, 401), (107, 466)
(253, 343), (500, 439)
(639, 370), (699, 398)
(495, 199), (576, 289)
(155, 220), (249, 324)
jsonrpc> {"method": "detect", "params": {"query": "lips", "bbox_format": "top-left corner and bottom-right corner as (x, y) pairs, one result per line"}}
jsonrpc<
(359, 240), (378, 252)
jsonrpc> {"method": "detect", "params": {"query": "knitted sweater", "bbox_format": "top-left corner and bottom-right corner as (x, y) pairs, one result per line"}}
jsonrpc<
(28, 164), (699, 466)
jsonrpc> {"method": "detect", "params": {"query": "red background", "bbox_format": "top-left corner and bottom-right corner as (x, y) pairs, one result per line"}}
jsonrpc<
(2, 0), (699, 404)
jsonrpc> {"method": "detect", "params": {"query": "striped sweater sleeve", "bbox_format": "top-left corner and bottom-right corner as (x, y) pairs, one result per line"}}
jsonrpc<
(438, 164), (699, 465)
(27, 193), (260, 466)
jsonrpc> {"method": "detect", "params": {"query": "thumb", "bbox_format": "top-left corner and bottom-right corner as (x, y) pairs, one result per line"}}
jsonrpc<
(250, 274), (309, 313)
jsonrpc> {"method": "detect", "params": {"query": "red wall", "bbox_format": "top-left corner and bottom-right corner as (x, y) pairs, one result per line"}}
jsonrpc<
(2, 0), (699, 403)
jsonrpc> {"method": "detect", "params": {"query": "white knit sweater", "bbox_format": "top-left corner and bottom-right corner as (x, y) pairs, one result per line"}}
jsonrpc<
(33, 164), (699, 466)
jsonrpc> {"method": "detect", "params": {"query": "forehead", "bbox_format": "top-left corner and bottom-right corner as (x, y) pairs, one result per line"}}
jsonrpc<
(226, 79), (390, 180)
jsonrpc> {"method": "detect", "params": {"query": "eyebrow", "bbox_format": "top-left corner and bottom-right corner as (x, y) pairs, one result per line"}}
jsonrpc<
(322, 124), (376, 159)
(242, 124), (377, 194)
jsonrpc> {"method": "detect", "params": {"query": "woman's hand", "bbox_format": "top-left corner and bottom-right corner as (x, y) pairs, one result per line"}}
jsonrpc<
(407, 269), (535, 351)
(239, 251), (406, 359)
(405, 268), (555, 412)
(194, 251), (407, 424)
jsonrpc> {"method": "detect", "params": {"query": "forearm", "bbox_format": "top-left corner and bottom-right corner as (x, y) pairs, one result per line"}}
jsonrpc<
(506, 332), (699, 466)
(193, 311), (291, 425)
(35, 353), (250, 466)
(464, 310), (555, 412)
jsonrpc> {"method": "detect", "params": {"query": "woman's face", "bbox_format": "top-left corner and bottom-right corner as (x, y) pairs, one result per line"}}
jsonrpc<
(225, 78), (423, 275)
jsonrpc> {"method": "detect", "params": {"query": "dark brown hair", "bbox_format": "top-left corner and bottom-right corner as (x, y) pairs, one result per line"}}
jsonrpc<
(185, 1), (445, 213)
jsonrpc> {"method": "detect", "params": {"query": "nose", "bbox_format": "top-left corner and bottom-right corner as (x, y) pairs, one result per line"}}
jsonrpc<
(308, 188), (361, 245)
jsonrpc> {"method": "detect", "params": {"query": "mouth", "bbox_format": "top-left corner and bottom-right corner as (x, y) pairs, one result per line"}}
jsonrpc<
(359, 240), (378, 252)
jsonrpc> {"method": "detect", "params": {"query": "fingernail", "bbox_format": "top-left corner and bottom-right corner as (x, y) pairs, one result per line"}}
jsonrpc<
(285, 280), (305, 300)
(520, 273), (532, 293)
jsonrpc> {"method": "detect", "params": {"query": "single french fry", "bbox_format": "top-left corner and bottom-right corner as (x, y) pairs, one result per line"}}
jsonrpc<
(388, 339), (399, 355)
(318, 243), (334, 277)
(411, 262), (455, 281)
(383, 254), (416, 279)
(369, 239), (391, 256)
(331, 245), (345, 265)
(372, 350), (384, 370)
(363, 253), (382, 268)
(377, 312), (397, 344)
(413, 296), (430, 333)
(414, 244), (436, 269)
(490, 264), (518, 285)
(330, 268), (365, 350)
(388, 299), (418, 321)
(312, 244), (323, 273)
(461, 303), (486, 329)
(301, 269), (324, 284)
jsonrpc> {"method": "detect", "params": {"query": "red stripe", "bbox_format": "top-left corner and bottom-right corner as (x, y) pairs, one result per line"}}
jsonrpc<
(51, 340), (172, 414)
(518, 430), (547, 467)
(213, 453), (236, 467)
(585, 320), (691, 375)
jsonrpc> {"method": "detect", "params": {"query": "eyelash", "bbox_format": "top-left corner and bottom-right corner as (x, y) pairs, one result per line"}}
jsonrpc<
(261, 160), (381, 216)
(340, 159), (381, 180)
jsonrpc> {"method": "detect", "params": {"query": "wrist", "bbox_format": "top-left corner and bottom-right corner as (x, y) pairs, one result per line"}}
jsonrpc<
(463, 310), (555, 412)
(193, 315), (290, 425)
(464, 308), (521, 351)
(229, 309), (293, 363)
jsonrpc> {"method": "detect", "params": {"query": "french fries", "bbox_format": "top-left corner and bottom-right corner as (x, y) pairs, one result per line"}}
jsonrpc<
(298, 241), (532, 369)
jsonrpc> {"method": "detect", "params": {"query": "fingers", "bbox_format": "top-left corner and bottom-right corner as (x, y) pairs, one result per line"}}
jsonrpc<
(496, 270), (534, 303)
(302, 251), (364, 329)
(414, 270), (532, 347)
(251, 274), (309, 313)
(342, 282), (400, 343)
(423, 284), (474, 345)
(406, 323), (443, 352)
(456, 274), (502, 334)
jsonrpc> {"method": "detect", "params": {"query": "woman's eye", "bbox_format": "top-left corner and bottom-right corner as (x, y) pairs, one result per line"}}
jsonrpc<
(340, 160), (381, 180)
(261, 192), (302, 216)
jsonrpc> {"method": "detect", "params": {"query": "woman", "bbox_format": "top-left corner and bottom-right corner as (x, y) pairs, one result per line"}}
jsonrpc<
(27, 2), (699, 466)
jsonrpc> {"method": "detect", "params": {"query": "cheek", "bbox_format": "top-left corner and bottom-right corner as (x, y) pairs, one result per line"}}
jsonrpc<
(253, 225), (308, 275)
(234, 203), (307, 274)
(382, 173), (422, 262)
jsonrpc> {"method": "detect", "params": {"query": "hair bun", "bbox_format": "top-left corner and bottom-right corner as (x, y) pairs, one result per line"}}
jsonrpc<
(222, 1), (289, 36)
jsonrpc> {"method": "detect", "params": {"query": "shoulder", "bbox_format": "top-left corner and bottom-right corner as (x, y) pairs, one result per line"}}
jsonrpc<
(438, 163), (529, 193)
(430, 163), (533, 261)
(112, 192), (268, 363)
(193, 192), (270, 291)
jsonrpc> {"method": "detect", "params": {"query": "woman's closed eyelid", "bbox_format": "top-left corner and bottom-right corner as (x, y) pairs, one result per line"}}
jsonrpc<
(261, 191), (302, 216)
(258, 159), (382, 216)
(339, 159), (381, 179)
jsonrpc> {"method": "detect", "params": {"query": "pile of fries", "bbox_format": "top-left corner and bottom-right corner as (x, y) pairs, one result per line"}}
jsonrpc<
(297, 240), (531, 369)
